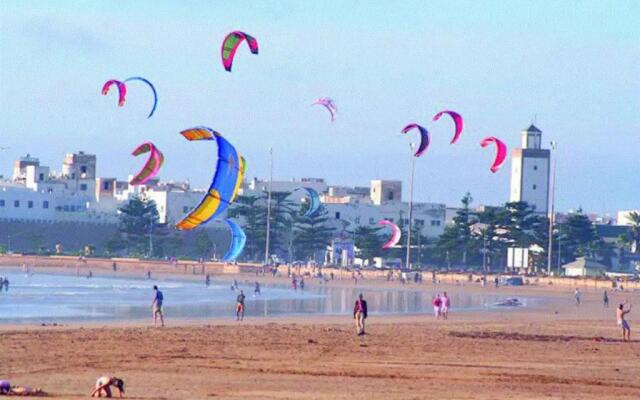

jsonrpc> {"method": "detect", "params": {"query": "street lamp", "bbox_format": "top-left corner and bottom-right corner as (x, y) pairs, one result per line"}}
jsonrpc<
(405, 142), (416, 270)
(546, 140), (557, 276)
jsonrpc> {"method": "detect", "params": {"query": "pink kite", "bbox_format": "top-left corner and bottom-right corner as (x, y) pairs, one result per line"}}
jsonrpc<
(433, 110), (464, 144)
(312, 97), (337, 121)
(401, 123), (429, 157)
(101, 79), (127, 107)
(379, 220), (401, 249)
(480, 136), (507, 173)
(129, 142), (164, 185)
(221, 31), (259, 72)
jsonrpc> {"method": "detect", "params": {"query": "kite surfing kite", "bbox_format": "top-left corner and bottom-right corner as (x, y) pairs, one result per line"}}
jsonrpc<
(401, 124), (430, 157)
(222, 219), (246, 262)
(124, 77), (158, 118)
(101, 79), (127, 107)
(433, 110), (464, 144)
(129, 142), (164, 185)
(296, 187), (321, 217)
(480, 136), (507, 173)
(312, 98), (337, 121)
(221, 31), (259, 72)
(378, 220), (401, 249)
(175, 127), (246, 230)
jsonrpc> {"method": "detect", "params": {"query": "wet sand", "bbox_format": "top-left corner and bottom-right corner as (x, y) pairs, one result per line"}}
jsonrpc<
(1, 274), (639, 399)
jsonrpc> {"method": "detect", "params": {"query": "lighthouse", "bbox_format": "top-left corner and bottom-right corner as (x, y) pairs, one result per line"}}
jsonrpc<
(509, 125), (551, 214)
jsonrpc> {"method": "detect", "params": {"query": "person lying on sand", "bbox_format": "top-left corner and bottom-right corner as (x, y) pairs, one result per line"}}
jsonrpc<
(91, 376), (124, 398)
(0, 381), (46, 396)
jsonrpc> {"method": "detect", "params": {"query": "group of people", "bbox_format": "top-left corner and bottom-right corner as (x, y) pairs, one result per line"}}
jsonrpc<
(432, 292), (451, 320)
(0, 276), (9, 292)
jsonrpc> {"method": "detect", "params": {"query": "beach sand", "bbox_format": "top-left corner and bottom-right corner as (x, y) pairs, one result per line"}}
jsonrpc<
(1, 273), (639, 399)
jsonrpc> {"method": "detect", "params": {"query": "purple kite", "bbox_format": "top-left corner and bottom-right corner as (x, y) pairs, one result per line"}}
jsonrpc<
(221, 31), (259, 72)
(379, 220), (401, 249)
(312, 97), (337, 121)
(102, 79), (127, 107)
(433, 110), (464, 144)
(129, 142), (164, 185)
(401, 123), (430, 157)
(480, 136), (507, 173)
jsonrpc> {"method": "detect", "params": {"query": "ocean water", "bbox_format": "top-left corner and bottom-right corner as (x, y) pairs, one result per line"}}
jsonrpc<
(0, 269), (532, 323)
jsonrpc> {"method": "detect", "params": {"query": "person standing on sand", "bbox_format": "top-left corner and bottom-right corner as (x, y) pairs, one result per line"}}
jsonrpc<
(254, 281), (261, 295)
(236, 290), (246, 321)
(440, 292), (450, 320)
(205, 274), (211, 287)
(292, 276), (298, 291)
(574, 288), (581, 305)
(353, 293), (368, 335)
(603, 290), (609, 308)
(617, 303), (631, 342)
(152, 285), (164, 327)
(433, 294), (442, 319)
(112, 262), (117, 272)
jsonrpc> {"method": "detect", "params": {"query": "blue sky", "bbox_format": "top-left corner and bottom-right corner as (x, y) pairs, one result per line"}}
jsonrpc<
(1, 0), (638, 214)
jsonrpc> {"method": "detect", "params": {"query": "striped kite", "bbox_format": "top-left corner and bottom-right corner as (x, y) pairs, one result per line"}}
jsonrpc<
(129, 142), (164, 185)
(401, 123), (430, 157)
(102, 79), (127, 107)
(175, 127), (246, 230)
(312, 98), (337, 121)
(221, 31), (259, 72)
(433, 110), (464, 144)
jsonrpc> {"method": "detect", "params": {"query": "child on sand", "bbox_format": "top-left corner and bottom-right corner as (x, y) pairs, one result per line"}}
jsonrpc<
(91, 376), (125, 397)
(236, 290), (246, 321)
(433, 294), (442, 319)
(616, 303), (632, 342)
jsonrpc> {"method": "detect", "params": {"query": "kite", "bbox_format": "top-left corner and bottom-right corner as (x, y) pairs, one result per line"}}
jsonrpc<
(401, 124), (430, 157)
(221, 31), (259, 72)
(222, 219), (247, 262)
(480, 136), (507, 173)
(312, 98), (337, 121)
(378, 220), (401, 249)
(124, 77), (158, 118)
(296, 187), (321, 217)
(129, 142), (164, 185)
(433, 110), (464, 144)
(101, 79), (127, 107)
(175, 127), (246, 230)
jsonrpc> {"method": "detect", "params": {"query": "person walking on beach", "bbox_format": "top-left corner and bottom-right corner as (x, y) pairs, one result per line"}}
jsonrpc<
(574, 288), (581, 306)
(433, 294), (442, 319)
(300, 277), (305, 290)
(353, 293), (368, 335)
(440, 292), (450, 320)
(112, 262), (117, 272)
(254, 281), (261, 296)
(152, 285), (164, 327)
(236, 290), (246, 321)
(292, 276), (298, 291)
(617, 302), (632, 342)
(205, 274), (211, 287)
(603, 290), (609, 308)
(2, 277), (8, 292)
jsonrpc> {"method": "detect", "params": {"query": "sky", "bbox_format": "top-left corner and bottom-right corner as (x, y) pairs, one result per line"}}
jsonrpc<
(0, 0), (638, 215)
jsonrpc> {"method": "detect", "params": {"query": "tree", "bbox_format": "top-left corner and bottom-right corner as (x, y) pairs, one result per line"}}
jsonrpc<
(292, 207), (335, 261)
(435, 192), (476, 268)
(557, 209), (600, 261)
(195, 231), (214, 259)
(267, 191), (296, 258)
(118, 196), (160, 257)
(619, 211), (640, 254)
(352, 226), (382, 265)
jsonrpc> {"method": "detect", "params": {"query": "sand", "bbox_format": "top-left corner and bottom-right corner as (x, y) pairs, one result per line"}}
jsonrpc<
(1, 273), (639, 399)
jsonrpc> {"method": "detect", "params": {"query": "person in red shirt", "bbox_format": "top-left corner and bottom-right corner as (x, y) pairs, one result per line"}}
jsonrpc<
(433, 294), (442, 319)
(353, 293), (368, 335)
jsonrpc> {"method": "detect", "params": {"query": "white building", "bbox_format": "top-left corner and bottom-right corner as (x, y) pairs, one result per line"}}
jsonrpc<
(509, 125), (551, 214)
(617, 210), (640, 226)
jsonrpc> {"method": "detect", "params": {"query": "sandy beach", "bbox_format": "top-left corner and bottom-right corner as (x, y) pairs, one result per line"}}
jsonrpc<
(1, 268), (639, 400)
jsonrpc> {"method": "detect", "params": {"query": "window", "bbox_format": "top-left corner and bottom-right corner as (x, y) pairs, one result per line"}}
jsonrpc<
(28, 201), (34, 209)
(103, 182), (110, 190)
(415, 219), (424, 227)
(80, 184), (87, 191)
(335, 212), (341, 220)
(431, 220), (441, 226)
(39, 173), (44, 181)
(387, 192), (394, 200)
(71, 173), (76, 179)
(532, 184), (537, 190)
(63, 205), (69, 212)
(0, 200), (4, 207)
(355, 216), (360, 224)
(80, 166), (87, 174)
(14, 200), (20, 208)
(533, 165), (538, 171)
(43, 201), (49, 209)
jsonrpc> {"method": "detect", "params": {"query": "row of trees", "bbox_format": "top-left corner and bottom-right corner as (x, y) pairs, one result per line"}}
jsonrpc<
(110, 193), (639, 272)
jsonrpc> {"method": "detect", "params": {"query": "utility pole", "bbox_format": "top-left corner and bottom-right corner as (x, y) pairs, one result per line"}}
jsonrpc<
(264, 147), (273, 265)
(405, 143), (416, 270)
(546, 141), (557, 276)
(148, 212), (154, 258)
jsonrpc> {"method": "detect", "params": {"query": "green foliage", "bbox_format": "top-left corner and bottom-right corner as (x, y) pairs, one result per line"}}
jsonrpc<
(435, 192), (476, 268)
(618, 211), (640, 254)
(194, 231), (213, 258)
(292, 207), (335, 261)
(118, 196), (161, 257)
(352, 225), (382, 265)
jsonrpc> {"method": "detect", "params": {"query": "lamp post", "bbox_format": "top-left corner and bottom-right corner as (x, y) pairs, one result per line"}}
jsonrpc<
(405, 143), (416, 270)
(546, 140), (557, 276)
(264, 147), (273, 265)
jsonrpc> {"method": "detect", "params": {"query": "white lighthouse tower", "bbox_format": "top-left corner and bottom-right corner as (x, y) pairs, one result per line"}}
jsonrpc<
(509, 125), (550, 214)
